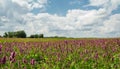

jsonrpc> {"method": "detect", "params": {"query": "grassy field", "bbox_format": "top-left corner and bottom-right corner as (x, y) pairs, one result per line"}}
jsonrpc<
(0, 38), (120, 69)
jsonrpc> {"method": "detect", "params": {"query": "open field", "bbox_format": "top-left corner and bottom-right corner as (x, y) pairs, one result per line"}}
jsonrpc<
(0, 38), (120, 69)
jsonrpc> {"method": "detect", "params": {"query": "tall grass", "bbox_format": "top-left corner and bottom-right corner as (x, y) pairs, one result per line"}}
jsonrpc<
(0, 38), (120, 69)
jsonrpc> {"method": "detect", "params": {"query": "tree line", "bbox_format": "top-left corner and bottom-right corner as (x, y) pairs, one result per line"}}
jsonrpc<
(1, 30), (44, 38)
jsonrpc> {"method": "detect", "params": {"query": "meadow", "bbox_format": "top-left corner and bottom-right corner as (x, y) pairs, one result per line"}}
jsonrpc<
(0, 38), (120, 69)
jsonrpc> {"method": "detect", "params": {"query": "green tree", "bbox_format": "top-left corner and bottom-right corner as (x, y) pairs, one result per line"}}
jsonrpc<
(0, 35), (2, 38)
(8, 32), (14, 38)
(34, 34), (39, 38)
(3, 30), (26, 38)
(29, 34), (44, 38)
(16, 30), (26, 38)
(3, 32), (8, 37)
(30, 35), (34, 38)
(39, 34), (44, 38)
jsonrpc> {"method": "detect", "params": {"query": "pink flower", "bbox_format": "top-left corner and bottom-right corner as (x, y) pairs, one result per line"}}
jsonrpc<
(64, 40), (68, 44)
(0, 45), (2, 51)
(30, 59), (35, 65)
(10, 58), (16, 63)
(94, 53), (99, 59)
(23, 58), (27, 64)
(10, 52), (15, 61)
(112, 48), (116, 52)
(1, 56), (6, 64)
(101, 45), (106, 50)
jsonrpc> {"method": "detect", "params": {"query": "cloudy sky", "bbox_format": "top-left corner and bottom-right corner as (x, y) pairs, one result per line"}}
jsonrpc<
(0, 0), (120, 37)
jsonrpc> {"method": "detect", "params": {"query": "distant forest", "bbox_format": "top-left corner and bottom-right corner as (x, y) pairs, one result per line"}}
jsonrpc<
(0, 30), (43, 38)
(0, 30), (66, 38)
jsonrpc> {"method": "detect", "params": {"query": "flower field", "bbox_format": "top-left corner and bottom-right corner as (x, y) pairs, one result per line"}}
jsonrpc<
(0, 38), (120, 69)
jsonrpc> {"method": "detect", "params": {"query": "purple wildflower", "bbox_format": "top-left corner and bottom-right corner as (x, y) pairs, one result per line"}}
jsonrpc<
(1, 56), (6, 64)
(10, 58), (16, 63)
(94, 53), (99, 59)
(30, 59), (35, 65)
(10, 52), (15, 61)
(23, 58), (27, 64)
(0, 44), (2, 51)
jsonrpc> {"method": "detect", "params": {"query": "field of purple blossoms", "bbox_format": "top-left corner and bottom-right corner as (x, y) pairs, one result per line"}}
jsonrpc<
(0, 38), (120, 69)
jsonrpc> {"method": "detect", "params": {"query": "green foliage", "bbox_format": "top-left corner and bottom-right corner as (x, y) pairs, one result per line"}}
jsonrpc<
(3, 32), (8, 37)
(15, 30), (26, 38)
(3, 30), (26, 38)
(30, 34), (44, 38)
(0, 35), (2, 38)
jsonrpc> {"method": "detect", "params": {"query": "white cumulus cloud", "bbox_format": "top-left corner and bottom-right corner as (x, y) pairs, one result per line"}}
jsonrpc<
(0, 0), (120, 37)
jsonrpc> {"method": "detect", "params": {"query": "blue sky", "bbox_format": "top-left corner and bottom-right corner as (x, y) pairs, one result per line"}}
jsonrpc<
(32, 0), (98, 15)
(0, 0), (120, 37)
(45, 0), (89, 15)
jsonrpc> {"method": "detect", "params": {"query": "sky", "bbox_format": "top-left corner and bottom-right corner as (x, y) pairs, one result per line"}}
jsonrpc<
(0, 0), (120, 37)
